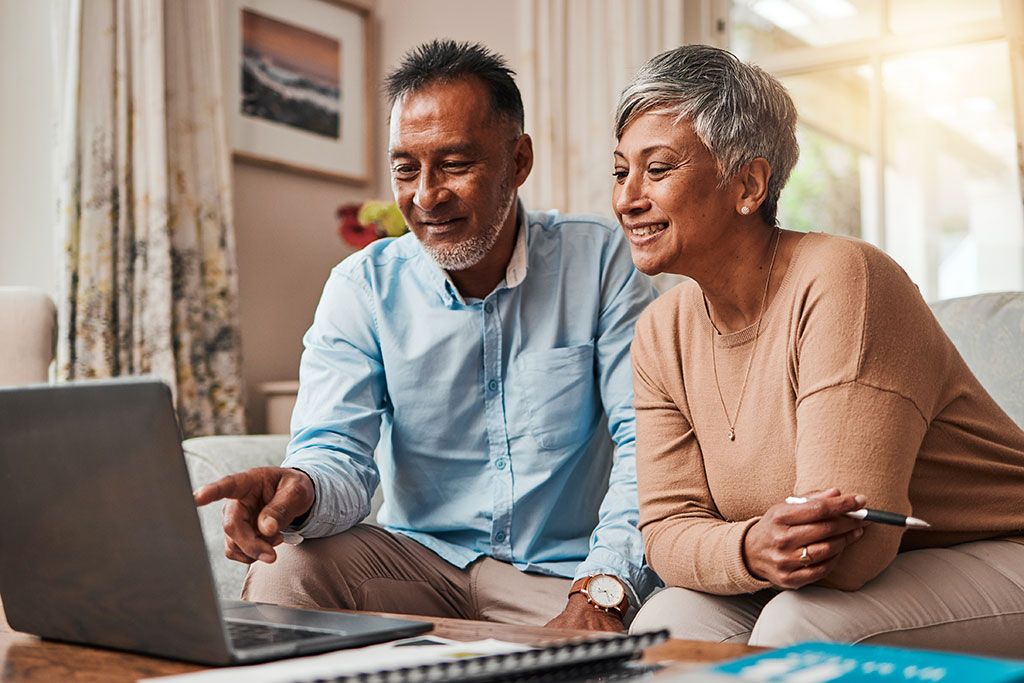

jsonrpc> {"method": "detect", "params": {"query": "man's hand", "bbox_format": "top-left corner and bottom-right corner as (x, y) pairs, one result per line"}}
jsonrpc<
(743, 488), (868, 590)
(193, 466), (315, 565)
(545, 593), (626, 633)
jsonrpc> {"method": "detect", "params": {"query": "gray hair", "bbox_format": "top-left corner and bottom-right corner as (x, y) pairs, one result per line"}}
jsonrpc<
(615, 45), (798, 226)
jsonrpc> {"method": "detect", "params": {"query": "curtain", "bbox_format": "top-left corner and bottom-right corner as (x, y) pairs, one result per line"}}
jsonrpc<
(53, 0), (245, 437)
(516, 0), (685, 217)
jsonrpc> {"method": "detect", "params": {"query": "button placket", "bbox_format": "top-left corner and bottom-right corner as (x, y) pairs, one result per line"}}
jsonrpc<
(481, 294), (513, 560)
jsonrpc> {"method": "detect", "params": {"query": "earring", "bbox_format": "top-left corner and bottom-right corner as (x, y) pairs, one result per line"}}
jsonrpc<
(740, 206), (750, 215)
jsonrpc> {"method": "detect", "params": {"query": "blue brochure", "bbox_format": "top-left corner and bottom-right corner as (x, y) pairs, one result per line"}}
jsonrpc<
(696, 641), (1024, 682)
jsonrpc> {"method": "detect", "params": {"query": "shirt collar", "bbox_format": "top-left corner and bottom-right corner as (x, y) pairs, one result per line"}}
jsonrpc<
(436, 201), (529, 304)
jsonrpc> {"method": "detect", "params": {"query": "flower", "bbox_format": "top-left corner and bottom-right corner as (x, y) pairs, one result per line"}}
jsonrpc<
(337, 200), (407, 249)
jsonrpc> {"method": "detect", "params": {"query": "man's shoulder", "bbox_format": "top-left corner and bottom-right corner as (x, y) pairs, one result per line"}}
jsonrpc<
(333, 233), (423, 280)
(525, 209), (622, 242)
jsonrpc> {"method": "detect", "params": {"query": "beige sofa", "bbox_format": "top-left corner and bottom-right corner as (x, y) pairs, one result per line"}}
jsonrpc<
(3, 286), (1021, 601)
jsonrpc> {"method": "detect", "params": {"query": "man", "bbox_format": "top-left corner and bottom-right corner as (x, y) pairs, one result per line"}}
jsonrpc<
(194, 40), (657, 631)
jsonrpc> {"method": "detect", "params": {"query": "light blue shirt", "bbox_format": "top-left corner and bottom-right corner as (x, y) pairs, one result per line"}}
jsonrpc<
(284, 206), (659, 601)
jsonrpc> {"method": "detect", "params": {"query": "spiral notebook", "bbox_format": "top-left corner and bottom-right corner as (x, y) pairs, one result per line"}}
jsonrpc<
(142, 630), (670, 683)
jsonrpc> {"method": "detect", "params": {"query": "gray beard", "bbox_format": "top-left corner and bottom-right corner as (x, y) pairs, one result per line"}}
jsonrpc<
(423, 180), (515, 271)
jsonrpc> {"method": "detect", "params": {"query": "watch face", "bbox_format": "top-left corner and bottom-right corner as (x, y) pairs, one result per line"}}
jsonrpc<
(588, 575), (625, 608)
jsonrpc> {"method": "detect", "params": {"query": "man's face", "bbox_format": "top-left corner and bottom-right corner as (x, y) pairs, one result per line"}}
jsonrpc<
(388, 78), (529, 271)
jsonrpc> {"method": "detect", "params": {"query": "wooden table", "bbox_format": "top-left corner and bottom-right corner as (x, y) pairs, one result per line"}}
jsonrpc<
(0, 598), (760, 682)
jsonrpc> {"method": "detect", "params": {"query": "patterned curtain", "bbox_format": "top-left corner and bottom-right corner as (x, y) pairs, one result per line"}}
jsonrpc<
(516, 0), (685, 292)
(53, 0), (245, 437)
(516, 0), (685, 217)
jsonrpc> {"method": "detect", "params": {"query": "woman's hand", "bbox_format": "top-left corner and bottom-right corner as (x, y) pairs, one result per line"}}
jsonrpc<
(743, 488), (869, 589)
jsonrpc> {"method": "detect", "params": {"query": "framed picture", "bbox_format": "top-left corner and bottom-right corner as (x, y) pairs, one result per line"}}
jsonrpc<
(221, 0), (372, 184)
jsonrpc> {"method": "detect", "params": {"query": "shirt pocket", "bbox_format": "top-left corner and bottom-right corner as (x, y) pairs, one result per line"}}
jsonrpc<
(519, 342), (597, 450)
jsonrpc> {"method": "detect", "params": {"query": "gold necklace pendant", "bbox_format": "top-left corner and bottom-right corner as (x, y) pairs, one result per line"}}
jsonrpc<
(709, 228), (781, 444)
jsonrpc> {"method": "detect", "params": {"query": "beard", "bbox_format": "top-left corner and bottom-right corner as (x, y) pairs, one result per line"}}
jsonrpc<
(422, 176), (515, 271)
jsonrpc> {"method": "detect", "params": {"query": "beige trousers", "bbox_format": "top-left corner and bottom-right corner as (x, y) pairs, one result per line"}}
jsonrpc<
(242, 524), (572, 626)
(630, 539), (1024, 658)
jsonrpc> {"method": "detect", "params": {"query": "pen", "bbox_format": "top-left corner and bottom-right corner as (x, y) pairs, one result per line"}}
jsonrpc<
(785, 496), (931, 528)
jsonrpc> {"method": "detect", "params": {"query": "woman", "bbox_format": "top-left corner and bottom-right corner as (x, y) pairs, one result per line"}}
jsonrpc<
(616, 44), (1024, 655)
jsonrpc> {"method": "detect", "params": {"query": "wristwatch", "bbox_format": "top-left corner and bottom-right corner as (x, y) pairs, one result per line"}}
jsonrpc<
(570, 574), (630, 618)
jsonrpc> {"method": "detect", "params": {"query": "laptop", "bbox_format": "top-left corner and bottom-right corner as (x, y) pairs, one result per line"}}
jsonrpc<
(0, 378), (431, 665)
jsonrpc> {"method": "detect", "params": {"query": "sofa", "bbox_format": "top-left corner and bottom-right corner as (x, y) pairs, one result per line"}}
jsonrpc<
(2, 286), (1021, 601)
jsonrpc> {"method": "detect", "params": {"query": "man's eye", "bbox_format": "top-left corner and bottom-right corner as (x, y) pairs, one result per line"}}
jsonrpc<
(391, 165), (417, 179)
(442, 161), (470, 172)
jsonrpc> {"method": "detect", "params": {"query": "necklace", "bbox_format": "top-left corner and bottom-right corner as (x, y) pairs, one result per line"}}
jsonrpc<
(708, 228), (780, 442)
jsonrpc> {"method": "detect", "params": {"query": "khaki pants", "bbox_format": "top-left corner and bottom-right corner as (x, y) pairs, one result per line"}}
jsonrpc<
(630, 539), (1024, 658)
(242, 524), (572, 626)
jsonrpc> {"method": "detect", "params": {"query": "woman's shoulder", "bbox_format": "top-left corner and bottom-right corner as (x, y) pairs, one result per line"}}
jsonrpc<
(790, 232), (913, 293)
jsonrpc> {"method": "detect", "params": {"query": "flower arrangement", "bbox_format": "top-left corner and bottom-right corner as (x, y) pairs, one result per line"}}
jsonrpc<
(337, 200), (407, 249)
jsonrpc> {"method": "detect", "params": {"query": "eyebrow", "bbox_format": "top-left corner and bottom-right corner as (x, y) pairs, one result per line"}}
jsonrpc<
(613, 144), (678, 160)
(389, 142), (479, 161)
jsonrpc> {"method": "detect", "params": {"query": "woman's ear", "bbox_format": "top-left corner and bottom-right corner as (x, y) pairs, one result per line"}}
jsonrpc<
(735, 158), (771, 216)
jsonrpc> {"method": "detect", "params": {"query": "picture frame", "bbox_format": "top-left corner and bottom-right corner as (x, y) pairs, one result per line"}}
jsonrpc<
(221, 0), (372, 184)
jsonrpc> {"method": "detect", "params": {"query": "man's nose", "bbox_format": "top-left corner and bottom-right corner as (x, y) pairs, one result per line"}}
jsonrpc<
(413, 172), (451, 211)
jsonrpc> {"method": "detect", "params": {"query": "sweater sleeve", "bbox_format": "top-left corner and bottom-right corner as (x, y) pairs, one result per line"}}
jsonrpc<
(632, 303), (773, 595)
(790, 241), (937, 590)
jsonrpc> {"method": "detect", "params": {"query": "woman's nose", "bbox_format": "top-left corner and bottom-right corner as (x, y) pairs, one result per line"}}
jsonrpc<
(614, 174), (648, 215)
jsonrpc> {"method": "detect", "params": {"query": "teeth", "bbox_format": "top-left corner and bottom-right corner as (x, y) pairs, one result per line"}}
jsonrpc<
(631, 225), (666, 237)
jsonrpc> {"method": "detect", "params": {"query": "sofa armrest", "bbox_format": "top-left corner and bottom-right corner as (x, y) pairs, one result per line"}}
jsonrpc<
(183, 434), (385, 600)
(183, 435), (290, 600)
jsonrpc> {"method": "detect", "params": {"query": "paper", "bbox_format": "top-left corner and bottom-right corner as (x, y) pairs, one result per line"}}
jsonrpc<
(139, 636), (533, 683)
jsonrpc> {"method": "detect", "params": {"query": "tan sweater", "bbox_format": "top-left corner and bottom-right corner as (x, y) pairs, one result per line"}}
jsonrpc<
(632, 232), (1024, 595)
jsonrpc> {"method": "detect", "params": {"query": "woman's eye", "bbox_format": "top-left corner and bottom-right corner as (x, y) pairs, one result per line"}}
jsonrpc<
(612, 169), (628, 181)
(648, 165), (671, 177)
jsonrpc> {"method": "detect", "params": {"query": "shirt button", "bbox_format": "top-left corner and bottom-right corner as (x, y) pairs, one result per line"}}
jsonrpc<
(495, 458), (507, 470)
(495, 532), (506, 543)
(488, 379), (498, 391)
(484, 302), (494, 313)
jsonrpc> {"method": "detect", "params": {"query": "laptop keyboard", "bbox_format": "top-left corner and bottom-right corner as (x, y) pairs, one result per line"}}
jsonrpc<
(225, 618), (337, 648)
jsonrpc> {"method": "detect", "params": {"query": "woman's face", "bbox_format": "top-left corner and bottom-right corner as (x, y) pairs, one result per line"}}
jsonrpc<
(613, 112), (734, 276)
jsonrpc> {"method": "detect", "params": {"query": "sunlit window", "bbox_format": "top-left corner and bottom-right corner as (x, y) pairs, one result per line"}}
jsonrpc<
(728, 0), (1023, 301)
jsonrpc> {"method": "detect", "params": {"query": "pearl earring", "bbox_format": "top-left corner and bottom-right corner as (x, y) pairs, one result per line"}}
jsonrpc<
(740, 206), (750, 215)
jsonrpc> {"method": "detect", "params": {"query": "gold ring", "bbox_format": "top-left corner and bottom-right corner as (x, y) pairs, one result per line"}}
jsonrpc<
(799, 546), (812, 566)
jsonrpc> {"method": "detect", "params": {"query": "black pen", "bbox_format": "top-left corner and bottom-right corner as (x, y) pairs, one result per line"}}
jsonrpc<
(785, 496), (931, 528)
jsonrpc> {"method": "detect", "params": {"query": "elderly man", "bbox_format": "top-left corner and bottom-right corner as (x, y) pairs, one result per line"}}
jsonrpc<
(195, 40), (657, 631)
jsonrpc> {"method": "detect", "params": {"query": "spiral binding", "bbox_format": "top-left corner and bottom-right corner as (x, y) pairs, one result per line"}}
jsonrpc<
(302, 630), (669, 683)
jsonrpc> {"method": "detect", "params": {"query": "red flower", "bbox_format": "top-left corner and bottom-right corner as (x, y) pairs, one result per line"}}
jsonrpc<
(337, 204), (378, 249)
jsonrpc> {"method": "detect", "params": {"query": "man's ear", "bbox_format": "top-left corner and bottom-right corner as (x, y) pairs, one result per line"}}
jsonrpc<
(512, 133), (533, 188)
(734, 157), (771, 215)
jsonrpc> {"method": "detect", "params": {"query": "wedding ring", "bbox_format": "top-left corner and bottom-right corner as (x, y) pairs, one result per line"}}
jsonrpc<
(799, 546), (812, 566)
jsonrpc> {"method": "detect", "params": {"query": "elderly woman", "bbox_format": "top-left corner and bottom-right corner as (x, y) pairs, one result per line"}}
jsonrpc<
(616, 44), (1024, 655)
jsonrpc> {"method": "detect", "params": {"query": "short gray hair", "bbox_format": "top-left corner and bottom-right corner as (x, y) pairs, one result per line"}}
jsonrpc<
(615, 45), (798, 226)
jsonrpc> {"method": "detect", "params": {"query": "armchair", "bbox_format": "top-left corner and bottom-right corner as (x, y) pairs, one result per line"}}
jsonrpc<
(0, 286), (56, 385)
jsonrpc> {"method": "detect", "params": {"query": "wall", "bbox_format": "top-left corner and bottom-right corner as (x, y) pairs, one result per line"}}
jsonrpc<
(232, 162), (359, 432)
(0, 0), (56, 298)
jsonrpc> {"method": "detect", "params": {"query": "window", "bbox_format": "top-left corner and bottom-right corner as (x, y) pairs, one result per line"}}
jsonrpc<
(720, 0), (1023, 301)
